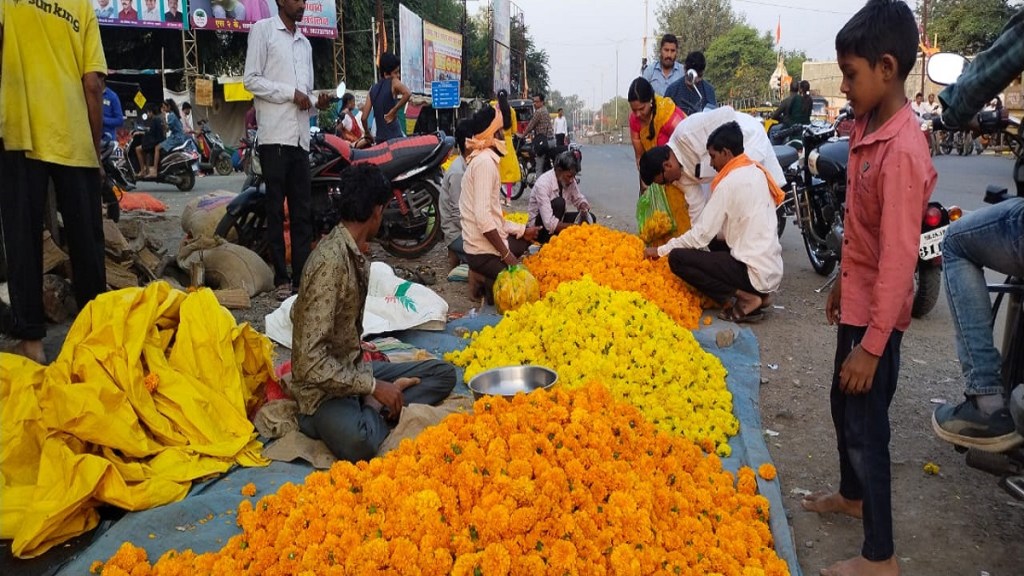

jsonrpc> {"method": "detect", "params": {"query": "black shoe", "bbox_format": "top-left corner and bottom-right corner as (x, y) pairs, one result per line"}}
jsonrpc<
(932, 399), (1024, 452)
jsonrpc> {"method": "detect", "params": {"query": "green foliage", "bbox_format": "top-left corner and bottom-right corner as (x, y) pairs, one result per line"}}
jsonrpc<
(655, 0), (739, 58)
(704, 24), (776, 101)
(921, 0), (1017, 55)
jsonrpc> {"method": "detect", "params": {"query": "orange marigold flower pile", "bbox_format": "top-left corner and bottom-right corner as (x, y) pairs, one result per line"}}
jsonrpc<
(98, 385), (788, 576)
(446, 277), (736, 454)
(524, 224), (704, 329)
(639, 210), (674, 245)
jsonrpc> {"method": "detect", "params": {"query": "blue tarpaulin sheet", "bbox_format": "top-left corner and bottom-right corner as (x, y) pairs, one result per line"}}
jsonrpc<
(58, 315), (801, 576)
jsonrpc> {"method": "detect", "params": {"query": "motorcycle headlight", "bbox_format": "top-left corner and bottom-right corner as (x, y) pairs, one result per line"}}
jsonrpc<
(807, 150), (821, 176)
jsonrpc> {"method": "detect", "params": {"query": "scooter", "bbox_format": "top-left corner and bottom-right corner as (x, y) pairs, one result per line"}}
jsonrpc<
(125, 128), (201, 192)
(193, 119), (234, 176)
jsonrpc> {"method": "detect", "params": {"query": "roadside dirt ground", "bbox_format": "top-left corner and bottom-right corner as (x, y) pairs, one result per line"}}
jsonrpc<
(2, 199), (1021, 576)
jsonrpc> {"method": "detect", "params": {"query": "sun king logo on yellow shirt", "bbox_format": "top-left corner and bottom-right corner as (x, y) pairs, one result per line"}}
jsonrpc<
(27, 0), (81, 32)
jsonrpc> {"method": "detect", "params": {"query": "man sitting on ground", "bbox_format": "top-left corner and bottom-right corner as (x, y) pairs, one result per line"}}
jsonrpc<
(440, 120), (474, 272)
(527, 151), (592, 244)
(289, 164), (457, 462)
(643, 121), (783, 323)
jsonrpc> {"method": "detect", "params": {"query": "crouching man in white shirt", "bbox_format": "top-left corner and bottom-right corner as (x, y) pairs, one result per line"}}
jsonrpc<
(527, 151), (591, 244)
(643, 121), (783, 324)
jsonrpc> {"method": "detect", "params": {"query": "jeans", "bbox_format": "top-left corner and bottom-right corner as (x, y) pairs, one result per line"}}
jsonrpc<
(941, 198), (1024, 397)
(0, 147), (106, 340)
(298, 360), (456, 462)
(831, 325), (903, 562)
(260, 144), (313, 289)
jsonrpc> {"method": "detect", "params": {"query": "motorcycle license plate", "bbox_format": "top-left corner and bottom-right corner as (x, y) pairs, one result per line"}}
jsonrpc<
(919, 225), (947, 260)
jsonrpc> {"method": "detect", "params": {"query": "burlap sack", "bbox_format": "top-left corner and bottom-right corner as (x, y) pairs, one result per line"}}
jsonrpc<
(177, 237), (273, 296)
(181, 190), (236, 240)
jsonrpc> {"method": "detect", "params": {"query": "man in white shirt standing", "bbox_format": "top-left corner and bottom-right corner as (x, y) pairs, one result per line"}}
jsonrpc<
(527, 151), (591, 244)
(244, 0), (330, 300)
(554, 108), (568, 147)
(643, 121), (783, 324)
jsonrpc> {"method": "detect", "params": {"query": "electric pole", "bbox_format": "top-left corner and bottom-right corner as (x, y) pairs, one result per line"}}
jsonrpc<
(921, 0), (929, 95)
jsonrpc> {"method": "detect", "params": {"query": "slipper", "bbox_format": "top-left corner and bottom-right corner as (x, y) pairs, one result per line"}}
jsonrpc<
(416, 266), (437, 286)
(393, 266), (417, 282)
(718, 306), (766, 324)
(447, 263), (469, 283)
(274, 284), (293, 302)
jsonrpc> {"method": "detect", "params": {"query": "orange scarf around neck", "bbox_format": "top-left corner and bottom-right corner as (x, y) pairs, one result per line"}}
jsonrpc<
(466, 107), (508, 160)
(710, 153), (785, 206)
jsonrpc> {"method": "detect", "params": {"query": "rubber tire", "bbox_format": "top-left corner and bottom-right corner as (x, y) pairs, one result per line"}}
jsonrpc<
(381, 180), (442, 258)
(176, 169), (196, 191)
(775, 205), (787, 238)
(911, 264), (942, 318)
(214, 209), (268, 257)
(515, 159), (535, 200)
(214, 151), (234, 176)
(939, 133), (954, 155)
(802, 232), (837, 276)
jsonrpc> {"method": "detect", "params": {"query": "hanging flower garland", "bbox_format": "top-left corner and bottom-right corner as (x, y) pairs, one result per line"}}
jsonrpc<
(446, 277), (736, 455)
(94, 385), (788, 576)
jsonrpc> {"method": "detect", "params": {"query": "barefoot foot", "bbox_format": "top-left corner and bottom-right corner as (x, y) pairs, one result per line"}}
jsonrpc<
(820, 555), (899, 576)
(801, 491), (863, 519)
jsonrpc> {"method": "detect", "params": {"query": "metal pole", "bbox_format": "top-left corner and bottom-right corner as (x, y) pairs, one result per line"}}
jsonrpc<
(615, 45), (619, 128)
(921, 0), (929, 95)
(371, 16), (379, 81)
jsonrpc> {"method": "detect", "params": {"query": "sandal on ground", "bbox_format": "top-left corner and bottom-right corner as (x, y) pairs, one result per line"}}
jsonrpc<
(274, 284), (293, 302)
(393, 266), (417, 282)
(718, 306), (766, 324)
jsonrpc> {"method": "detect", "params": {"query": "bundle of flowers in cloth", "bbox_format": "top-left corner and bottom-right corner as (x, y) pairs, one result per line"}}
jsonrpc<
(94, 385), (789, 575)
(446, 277), (736, 455)
(492, 264), (541, 314)
(523, 224), (704, 329)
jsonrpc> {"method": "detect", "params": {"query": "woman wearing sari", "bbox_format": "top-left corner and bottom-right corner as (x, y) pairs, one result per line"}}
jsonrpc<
(628, 77), (691, 233)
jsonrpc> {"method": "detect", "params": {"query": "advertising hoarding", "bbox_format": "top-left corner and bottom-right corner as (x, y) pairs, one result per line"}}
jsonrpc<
(187, 0), (338, 38)
(399, 4), (425, 94)
(423, 22), (462, 94)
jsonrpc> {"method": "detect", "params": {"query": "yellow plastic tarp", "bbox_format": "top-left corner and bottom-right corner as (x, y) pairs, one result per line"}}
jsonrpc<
(0, 282), (275, 558)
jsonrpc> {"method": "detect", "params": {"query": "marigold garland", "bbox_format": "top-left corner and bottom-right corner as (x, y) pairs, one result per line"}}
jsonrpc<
(445, 277), (736, 455)
(97, 385), (788, 576)
(523, 224), (704, 329)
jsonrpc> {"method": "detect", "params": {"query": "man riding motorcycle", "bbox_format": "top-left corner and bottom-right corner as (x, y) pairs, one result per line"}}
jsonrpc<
(930, 9), (1024, 452)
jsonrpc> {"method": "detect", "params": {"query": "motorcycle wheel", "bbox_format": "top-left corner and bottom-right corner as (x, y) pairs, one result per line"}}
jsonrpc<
(775, 204), (788, 238)
(176, 169), (196, 192)
(939, 133), (954, 155)
(381, 180), (442, 259)
(515, 159), (535, 200)
(802, 232), (837, 276)
(215, 209), (268, 257)
(911, 264), (942, 318)
(214, 151), (234, 176)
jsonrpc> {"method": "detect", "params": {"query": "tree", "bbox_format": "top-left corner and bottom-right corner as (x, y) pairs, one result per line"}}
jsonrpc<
(920, 0), (1017, 55)
(783, 50), (808, 82)
(655, 0), (739, 59)
(704, 24), (776, 101)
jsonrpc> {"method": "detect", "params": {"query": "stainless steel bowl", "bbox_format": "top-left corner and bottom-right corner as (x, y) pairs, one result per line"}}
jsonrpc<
(467, 365), (558, 400)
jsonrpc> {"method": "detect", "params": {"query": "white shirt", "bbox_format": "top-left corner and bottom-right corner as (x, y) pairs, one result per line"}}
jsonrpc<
(141, 5), (160, 20)
(181, 112), (194, 133)
(527, 169), (588, 233)
(912, 101), (929, 118)
(244, 17), (316, 150)
(666, 106), (785, 224)
(657, 163), (783, 293)
(554, 116), (567, 135)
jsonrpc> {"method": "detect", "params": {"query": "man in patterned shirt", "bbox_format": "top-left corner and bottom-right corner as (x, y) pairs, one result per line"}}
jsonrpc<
(289, 164), (456, 463)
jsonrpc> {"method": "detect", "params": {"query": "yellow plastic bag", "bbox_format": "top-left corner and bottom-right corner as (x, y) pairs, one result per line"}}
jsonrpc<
(493, 264), (541, 314)
(0, 282), (275, 558)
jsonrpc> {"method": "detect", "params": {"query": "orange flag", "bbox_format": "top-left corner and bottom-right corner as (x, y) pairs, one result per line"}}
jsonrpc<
(775, 16), (781, 45)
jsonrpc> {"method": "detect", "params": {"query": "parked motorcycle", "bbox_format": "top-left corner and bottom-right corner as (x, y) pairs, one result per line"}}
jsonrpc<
(928, 51), (1024, 500)
(100, 139), (134, 222)
(193, 119), (234, 176)
(125, 127), (201, 191)
(785, 112), (951, 317)
(216, 130), (454, 259)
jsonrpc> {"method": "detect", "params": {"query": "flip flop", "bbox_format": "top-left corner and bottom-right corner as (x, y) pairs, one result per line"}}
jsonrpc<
(416, 266), (437, 286)
(718, 306), (766, 324)
(274, 284), (293, 302)
(393, 266), (417, 282)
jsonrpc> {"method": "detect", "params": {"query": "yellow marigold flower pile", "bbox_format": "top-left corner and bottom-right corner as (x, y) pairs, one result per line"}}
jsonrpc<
(639, 210), (674, 245)
(524, 225), (704, 329)
(97, 385), (788, 576)
(503, 211), (531, 225)
(445, 277), (736, 454)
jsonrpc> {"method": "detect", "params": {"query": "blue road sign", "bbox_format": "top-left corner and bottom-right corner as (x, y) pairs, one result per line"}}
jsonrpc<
(431, 81), (461, 109)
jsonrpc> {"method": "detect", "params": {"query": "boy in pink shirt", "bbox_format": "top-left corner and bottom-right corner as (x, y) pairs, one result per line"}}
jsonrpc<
(799, 2), (937, 575)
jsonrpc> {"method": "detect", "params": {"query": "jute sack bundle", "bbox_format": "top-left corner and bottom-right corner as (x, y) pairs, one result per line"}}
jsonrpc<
(177, 237), (273, 297)
(181, 190), (236, 240)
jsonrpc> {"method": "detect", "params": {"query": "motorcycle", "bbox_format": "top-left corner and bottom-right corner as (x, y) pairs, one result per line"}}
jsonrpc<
(928, 51), (1024, 500)
(100, 139), (134, 222)
(216, 129), (454, 259)
(785, 112), (951, 317)
(512, 134), (537, 200)
(125, 124), (201, 191)
(193, 119), (234, 176)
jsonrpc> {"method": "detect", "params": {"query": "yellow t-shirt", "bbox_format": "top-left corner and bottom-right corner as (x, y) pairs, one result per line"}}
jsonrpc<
(0, 0), (107, 167)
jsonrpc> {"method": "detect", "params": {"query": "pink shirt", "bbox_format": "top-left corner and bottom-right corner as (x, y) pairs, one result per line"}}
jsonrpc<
(841, 102), (936, 356)
(459, 149), (526, 256)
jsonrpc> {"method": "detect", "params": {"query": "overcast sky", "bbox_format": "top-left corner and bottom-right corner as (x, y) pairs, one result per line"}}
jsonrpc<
(474, 0), (870, 107)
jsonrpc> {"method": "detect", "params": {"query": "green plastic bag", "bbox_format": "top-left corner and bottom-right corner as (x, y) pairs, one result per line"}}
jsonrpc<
(635, 183), (677, 245)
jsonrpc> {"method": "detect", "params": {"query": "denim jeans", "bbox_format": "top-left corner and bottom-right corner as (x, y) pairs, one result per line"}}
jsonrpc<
(941, 198), (1024, 397)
